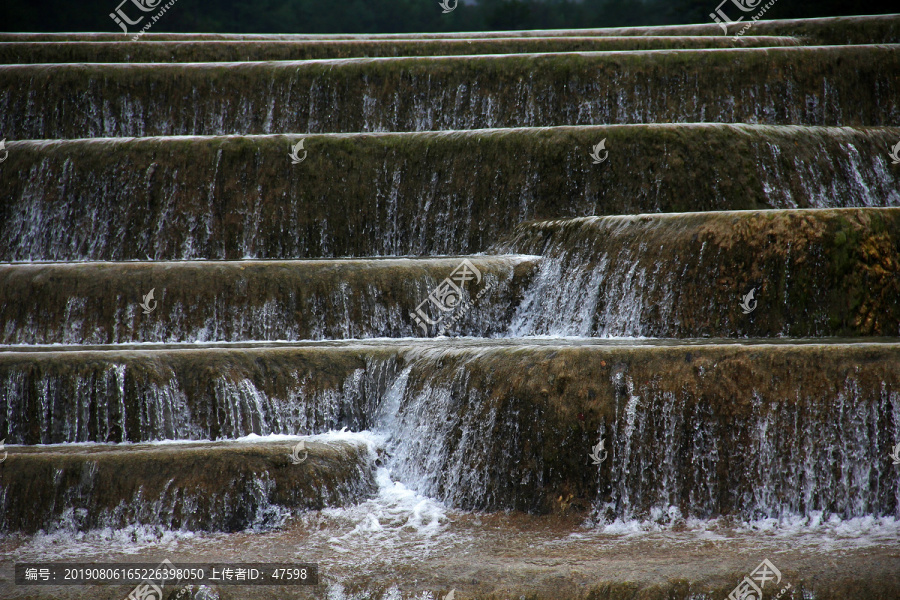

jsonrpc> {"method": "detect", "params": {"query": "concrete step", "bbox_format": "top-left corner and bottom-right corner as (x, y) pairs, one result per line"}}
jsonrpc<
(2, 45), (898, 139)
(0, 434), (379, 534)
(0, 256), (534, 344)
(2, 126), (897, 262)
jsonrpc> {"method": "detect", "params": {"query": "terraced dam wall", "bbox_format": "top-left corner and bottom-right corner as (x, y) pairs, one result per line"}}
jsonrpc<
(494, 209), (900, 338)
(2, 207), (898, 346)
(1, 14), (899, 600)
(0, 36), (804, 64)
(0, 439), (378, 534)
(0, 257), (534, 344)
(0, 347), (399, 445)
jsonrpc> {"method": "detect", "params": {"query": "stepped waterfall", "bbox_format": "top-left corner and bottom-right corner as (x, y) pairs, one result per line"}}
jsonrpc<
(0, 13), (899, 600)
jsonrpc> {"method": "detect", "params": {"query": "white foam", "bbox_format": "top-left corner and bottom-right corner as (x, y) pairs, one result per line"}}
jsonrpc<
(585, 513), (900, 550)
(326, 583), (437, 600)
(235, 428), (385, 448)
(10, 428), (385, 449)
(12, 524), (198, 561)
(236, 425), (452, 559)
(319, 467), (450, 543)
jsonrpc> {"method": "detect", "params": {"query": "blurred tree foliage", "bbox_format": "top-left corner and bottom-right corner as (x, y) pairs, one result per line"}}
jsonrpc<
(3, 0), (897, 33)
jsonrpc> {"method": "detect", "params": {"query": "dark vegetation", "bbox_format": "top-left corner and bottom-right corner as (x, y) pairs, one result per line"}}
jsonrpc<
(3, 0), (898, 33)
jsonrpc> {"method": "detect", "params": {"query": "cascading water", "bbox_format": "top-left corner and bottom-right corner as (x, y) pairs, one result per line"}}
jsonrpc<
(6, 341), (897, 525)
(0, 257), (536, 344)
(3, 47), (899, 139)
(2, 127), (898, 262)
(3, 14), (900, 600)
(493, 209), (900, 338)
(0, 348), (401, 444)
